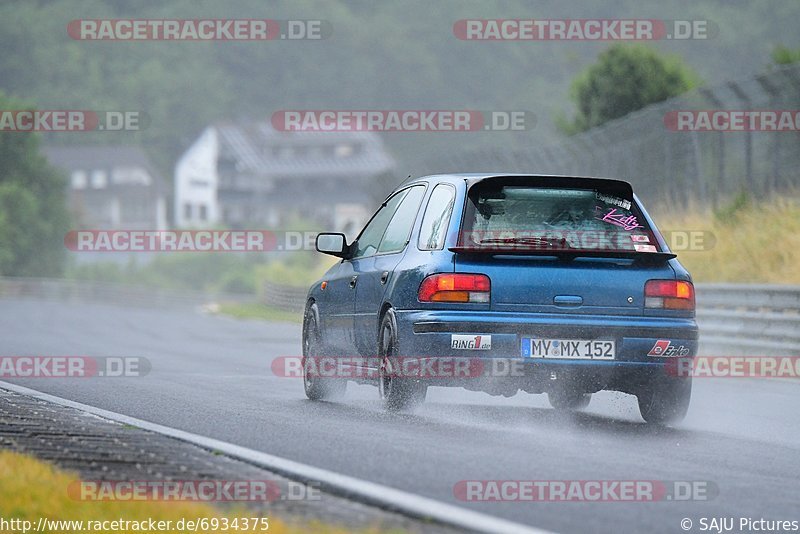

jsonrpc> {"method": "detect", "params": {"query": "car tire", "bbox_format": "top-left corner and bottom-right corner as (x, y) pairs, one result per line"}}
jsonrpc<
(302, 304), (346, 401)
(378, 309), (426, 412)
(547, 390), (592, 411)
(637, 376), (692, 425)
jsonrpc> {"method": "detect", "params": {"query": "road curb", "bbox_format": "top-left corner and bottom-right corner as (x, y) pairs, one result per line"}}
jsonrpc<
(0, 381), (552, 534)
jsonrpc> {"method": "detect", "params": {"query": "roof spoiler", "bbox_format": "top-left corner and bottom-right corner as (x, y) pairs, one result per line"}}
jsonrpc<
(449, 246), (676, 263)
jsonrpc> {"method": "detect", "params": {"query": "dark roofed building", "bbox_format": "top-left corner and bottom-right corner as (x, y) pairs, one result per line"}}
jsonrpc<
(44, 145), (168, 230)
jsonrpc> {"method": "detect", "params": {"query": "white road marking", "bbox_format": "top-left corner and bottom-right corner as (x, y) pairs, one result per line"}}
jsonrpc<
(0, 381), (554, 534)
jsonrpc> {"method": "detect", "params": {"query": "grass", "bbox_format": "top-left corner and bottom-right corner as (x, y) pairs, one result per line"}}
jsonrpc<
(216, 302), (302, 324)
(255, 257), (338, 288)
(654, 194), (800, 284)
(0, 450), (361, 534)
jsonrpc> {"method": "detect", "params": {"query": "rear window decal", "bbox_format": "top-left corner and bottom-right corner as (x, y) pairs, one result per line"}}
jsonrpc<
(595, 192), (632, 211)
(596, 207), (644, 231)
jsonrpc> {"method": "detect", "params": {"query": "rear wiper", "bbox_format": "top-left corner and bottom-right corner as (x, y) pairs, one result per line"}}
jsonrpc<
(451, 239), (676, 263)
(476, 236), (571, 249)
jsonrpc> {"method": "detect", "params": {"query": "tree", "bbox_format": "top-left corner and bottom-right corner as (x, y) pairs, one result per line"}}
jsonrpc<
(560, 45), (698, 134)
(0, 91), (70, 276)
(770, 45), (800, 66)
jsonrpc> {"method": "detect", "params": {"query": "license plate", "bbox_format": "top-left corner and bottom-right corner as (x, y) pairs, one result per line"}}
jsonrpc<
(521, 338), (615, 360)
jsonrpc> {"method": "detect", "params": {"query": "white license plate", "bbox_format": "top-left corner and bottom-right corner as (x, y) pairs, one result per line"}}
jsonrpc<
(521, 338), (616, 360)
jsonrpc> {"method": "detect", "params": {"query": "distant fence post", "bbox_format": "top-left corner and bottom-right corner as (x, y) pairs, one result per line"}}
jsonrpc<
(262, 280), (307, 314)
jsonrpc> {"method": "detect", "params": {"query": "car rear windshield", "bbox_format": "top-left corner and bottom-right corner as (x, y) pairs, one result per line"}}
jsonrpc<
(460, 183), (660, 253)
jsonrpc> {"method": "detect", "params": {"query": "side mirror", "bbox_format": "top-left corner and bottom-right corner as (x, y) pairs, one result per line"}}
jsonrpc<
(315, 232), (350, 258)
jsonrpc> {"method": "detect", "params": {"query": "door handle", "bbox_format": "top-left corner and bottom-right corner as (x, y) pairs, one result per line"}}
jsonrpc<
(554, 295), (583, 307)
(349, 275), (358, 289)
(380, 271), (389, 285)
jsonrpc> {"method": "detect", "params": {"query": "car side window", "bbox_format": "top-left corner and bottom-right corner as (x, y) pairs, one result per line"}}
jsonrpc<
(378, 185), (426, 254)
(352, 189), (408, 259)
(417, 184), (456, 250)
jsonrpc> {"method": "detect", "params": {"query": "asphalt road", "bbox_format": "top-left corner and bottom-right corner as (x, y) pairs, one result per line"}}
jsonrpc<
(2, 297), (799, 533)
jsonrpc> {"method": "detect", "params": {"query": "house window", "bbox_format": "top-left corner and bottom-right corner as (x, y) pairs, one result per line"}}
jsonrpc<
(183, 203), (192, 220)
(90, 170), (108, 189)
(198, 205), (208, 221)
(112, 167), (151, 186)
(71, 170), (88, 189)
(334, 144), (354, 157)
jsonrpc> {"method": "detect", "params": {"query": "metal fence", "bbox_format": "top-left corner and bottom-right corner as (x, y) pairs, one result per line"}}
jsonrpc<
(695, 283), (800, 356)
(423, 63), (800, 208)
(0, 277), (255, 309)
(262, 280), (307, 314)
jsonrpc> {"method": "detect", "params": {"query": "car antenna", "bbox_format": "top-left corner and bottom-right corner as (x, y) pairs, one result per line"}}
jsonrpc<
(383, 174), (413, 203)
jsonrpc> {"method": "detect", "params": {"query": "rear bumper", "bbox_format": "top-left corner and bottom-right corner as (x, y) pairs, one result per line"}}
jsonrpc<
(393, 309), (697, 395)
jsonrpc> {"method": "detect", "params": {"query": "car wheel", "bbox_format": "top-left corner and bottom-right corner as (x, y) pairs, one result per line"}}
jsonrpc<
(378, 309), (426, 412)
(302, 304), (346, 401)
(637, 376), (692, 425)
(547, 389), (592, 411)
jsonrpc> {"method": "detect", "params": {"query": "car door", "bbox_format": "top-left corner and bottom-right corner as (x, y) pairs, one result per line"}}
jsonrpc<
(331, 190), (409, 356)
(353, 185), (426, 355)
(317, 258), (359, 354)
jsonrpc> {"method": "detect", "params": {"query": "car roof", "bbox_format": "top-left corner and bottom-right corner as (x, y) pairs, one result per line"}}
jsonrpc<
(397, 173), (634, 192)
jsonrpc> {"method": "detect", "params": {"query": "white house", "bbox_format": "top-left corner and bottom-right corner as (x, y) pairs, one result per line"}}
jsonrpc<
(174, 127), (220, 227)
(174, 121), (395, 234)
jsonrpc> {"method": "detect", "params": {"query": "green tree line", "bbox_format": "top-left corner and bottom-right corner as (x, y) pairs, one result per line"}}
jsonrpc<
(1, 0), (797, 174)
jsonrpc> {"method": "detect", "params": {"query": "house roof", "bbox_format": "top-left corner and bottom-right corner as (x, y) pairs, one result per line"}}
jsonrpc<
(43, 145), (153, 170)
(213, 121), (395, 178)
(42, 145), (165, 192)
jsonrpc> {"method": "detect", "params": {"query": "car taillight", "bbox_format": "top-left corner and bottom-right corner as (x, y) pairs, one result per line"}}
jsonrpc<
(645, 280), (695, 310)
(418, 273), (491, 303)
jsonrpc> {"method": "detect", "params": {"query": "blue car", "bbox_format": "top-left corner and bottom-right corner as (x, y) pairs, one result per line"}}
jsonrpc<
(303, 174), (697, 424)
